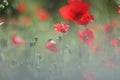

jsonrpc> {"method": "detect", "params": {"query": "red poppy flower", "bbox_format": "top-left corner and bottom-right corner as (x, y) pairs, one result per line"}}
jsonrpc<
(38, 12), (49, 20)
(78, 28), (94, 44)
(54, 22), (69, 33)
(35, 7), (49, 20)
(11, 34), (25, 45)
(16, 3), (27, 12)
(45, 39), (58, 53)
(76, 13), (94, 25)
(110, 39), (119, 47)
(59, 1), (93, 25)
(118, 6), (120, 14)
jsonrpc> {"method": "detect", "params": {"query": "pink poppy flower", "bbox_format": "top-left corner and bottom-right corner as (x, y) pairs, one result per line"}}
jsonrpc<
(45, 39), (58, 53)
(11, 34), (25, 45)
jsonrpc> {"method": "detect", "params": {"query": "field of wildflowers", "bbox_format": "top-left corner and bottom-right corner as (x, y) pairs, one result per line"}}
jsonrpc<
(0, 0), (120, 80)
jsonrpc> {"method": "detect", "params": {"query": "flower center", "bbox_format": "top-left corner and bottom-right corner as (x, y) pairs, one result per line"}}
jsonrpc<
(83, 36), (89, 41)
(74, 13), (82, 20)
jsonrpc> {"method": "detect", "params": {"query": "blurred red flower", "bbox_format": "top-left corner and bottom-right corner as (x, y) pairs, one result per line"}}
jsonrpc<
(78, 28), (94, 44)
(45, 39), (58, 53)
(16, 3), (27, 12)
(118, 6), (120, 14)
(11, 34), (25, 45)
(110, 39), (119, 47)
(59, 1), (93, 25)
(35, 7), (49, 20)
(77, 13), (94, 25)
(54, 22), (69, 33)
(38, 12), (49, 20)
